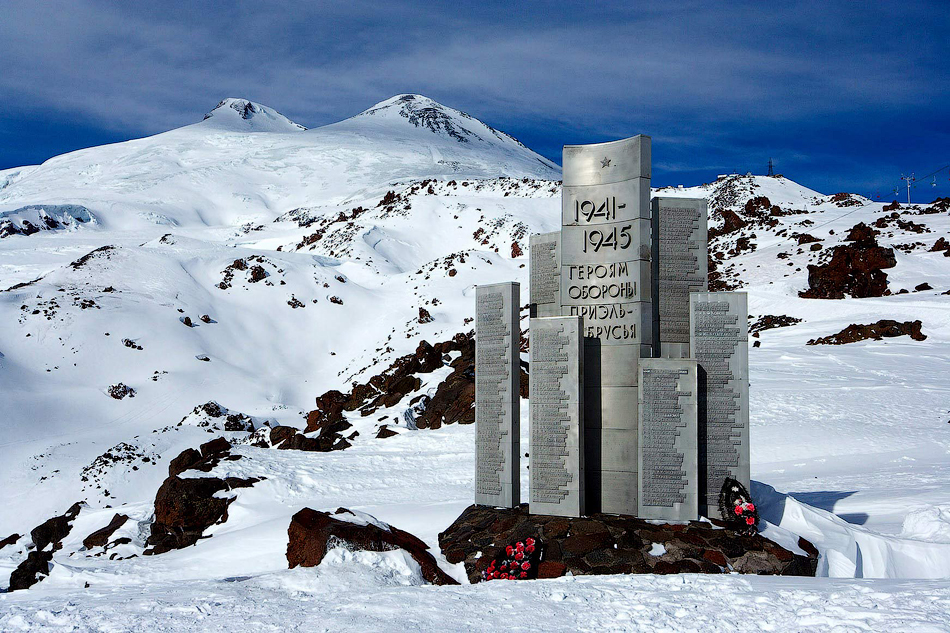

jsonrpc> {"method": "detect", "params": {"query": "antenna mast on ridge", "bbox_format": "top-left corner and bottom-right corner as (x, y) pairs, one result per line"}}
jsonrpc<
(767, 158), (774, 177)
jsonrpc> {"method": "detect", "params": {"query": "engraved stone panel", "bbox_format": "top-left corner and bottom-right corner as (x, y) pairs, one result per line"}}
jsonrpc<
(689, 291), (750, 517)
(637, 359), (699, 521)
(529, 232), (560, 318)
(475, 282), (520, 507)
(529, 316), (584, 517)
(561, 135), (652, 515)
(651, 198), (708, 359)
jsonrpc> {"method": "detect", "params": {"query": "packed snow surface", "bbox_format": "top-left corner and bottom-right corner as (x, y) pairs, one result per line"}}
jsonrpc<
(1, 96), (949, 629)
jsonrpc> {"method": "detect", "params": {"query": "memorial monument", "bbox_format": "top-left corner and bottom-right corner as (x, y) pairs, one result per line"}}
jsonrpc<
(474, 282), (520, 508)
(476, 135), (750, 523)
(528, 316), (584, 517)
(637, 358), (699, 521)
(690, 291), (750, 516)
(561, 135), (652, 515)
(652, 197), (708, 359)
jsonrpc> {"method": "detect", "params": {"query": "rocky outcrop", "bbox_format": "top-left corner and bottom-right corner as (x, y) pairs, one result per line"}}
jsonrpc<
(799, 223), (896, 299)
(146, 439), (258, 555)
(749, 314), (803, 335)
(439, 505), (817, 584)
(305, 332), (495, 433)
(7, 503), (83, 591)
(31, 502), (82, 551)
(0, 533), (20, 549)
(83, 514), (130, 549)
(8, 551), (54, 591)
(807, 320), (926, 345)
(248, 425), (350, 452)
(287, 508), (457, 585)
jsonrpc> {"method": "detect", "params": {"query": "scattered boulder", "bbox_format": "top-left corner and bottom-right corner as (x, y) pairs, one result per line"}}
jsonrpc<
(915, 283), (933, 291)
(749, 314), (803, 335)
(108, 383), (136, 400)
(439, 504), (816, 584)
(249, 425), (345, 452)
(287, 508), (457, 586)
(146, 440), (258, 554)
(7, 503), (83, 591)
(0, 533), (20, 550)
(82, 514), (129, 549)
(8, 551), (54, 591)
(931, 237), (949, 252)
(418, 307), (434, 324)
(182, 316), (194, 327)
(807, 320), (926, 345)
(799, 222), (896, 299)
(376, 425), (398, 439)
(200, 314), (213, 323)
(31, 502), (82, 551)
(305, 333), (484, 434)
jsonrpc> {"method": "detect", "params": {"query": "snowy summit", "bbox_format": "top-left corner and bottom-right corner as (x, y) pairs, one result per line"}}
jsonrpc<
(0, 93), (949, 631)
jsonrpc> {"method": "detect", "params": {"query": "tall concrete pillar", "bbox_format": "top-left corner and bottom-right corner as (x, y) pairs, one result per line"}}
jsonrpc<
(560, 135), (652, 515)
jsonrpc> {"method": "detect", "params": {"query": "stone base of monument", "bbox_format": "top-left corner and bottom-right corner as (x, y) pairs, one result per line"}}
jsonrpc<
(439, 505), (817, 583)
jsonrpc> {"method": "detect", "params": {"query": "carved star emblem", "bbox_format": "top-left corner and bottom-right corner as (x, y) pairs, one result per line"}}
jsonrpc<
(601, 157), (611, 168)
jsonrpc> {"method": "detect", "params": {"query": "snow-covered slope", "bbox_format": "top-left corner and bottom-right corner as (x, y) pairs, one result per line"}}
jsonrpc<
(1, 97), (949, 627)
(0, 94), (558, 230)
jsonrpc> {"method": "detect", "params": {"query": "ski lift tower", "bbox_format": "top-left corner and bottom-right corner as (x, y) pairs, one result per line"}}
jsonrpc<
(900, 173), (915, 205)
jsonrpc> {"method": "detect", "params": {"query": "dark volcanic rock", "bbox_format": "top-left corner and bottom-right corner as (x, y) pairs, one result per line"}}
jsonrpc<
(9, 550), (54, 591)
(807, 320), (926, 345)
(145, 474), (258, 555)
(83, 514), (130, 550)
(439, 505), (817, 583)
(799, 223), (896, 299)
(31, 502), (82, 552)
(306, 332), (483, 434)
(147, 439), (258, 555)
(168, 448), (203, 477)
(0, 533), (20, 550)
(287, 508), (457, 586)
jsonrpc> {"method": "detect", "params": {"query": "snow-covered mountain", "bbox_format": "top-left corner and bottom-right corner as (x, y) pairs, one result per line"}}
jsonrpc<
(1, 95), (950, 628)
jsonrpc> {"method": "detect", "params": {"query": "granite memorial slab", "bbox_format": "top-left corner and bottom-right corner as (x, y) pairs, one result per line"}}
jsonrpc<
(689, 291), (749, 516)
(651, 197), (708, 359)
(529, 231), (560, 318)
(475, 282), (521, 508)
(529, 316), (584, 517)
(561, 135), (652, 515)
(637, 358), (699, 521)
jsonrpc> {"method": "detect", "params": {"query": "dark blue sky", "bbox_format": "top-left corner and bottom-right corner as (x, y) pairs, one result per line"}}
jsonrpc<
(3, 1), (949, 201)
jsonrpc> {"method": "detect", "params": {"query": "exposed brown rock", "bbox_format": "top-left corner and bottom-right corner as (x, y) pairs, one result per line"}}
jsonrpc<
(31, 502), (82, 551)
(511, 241), (523, 258)
(145, 474), (258, 555)
(799, 223), (896, 299)
(820, 318), (925, 344)
(306, 333), (480, 433)
(931, 237), (949, 252)
(418, 307), (433, 324)
(83, 514), (129, 550)
(8, 550), (54, 591)
(168, 448), (203, 477)
(0, 533), (20, 550)
(376, 425), (398, 439)
(807, 320), (926, 345)
(287, 508), (457, 585)
(749, 314), (803, 335)
(439, 504), (817, 584)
